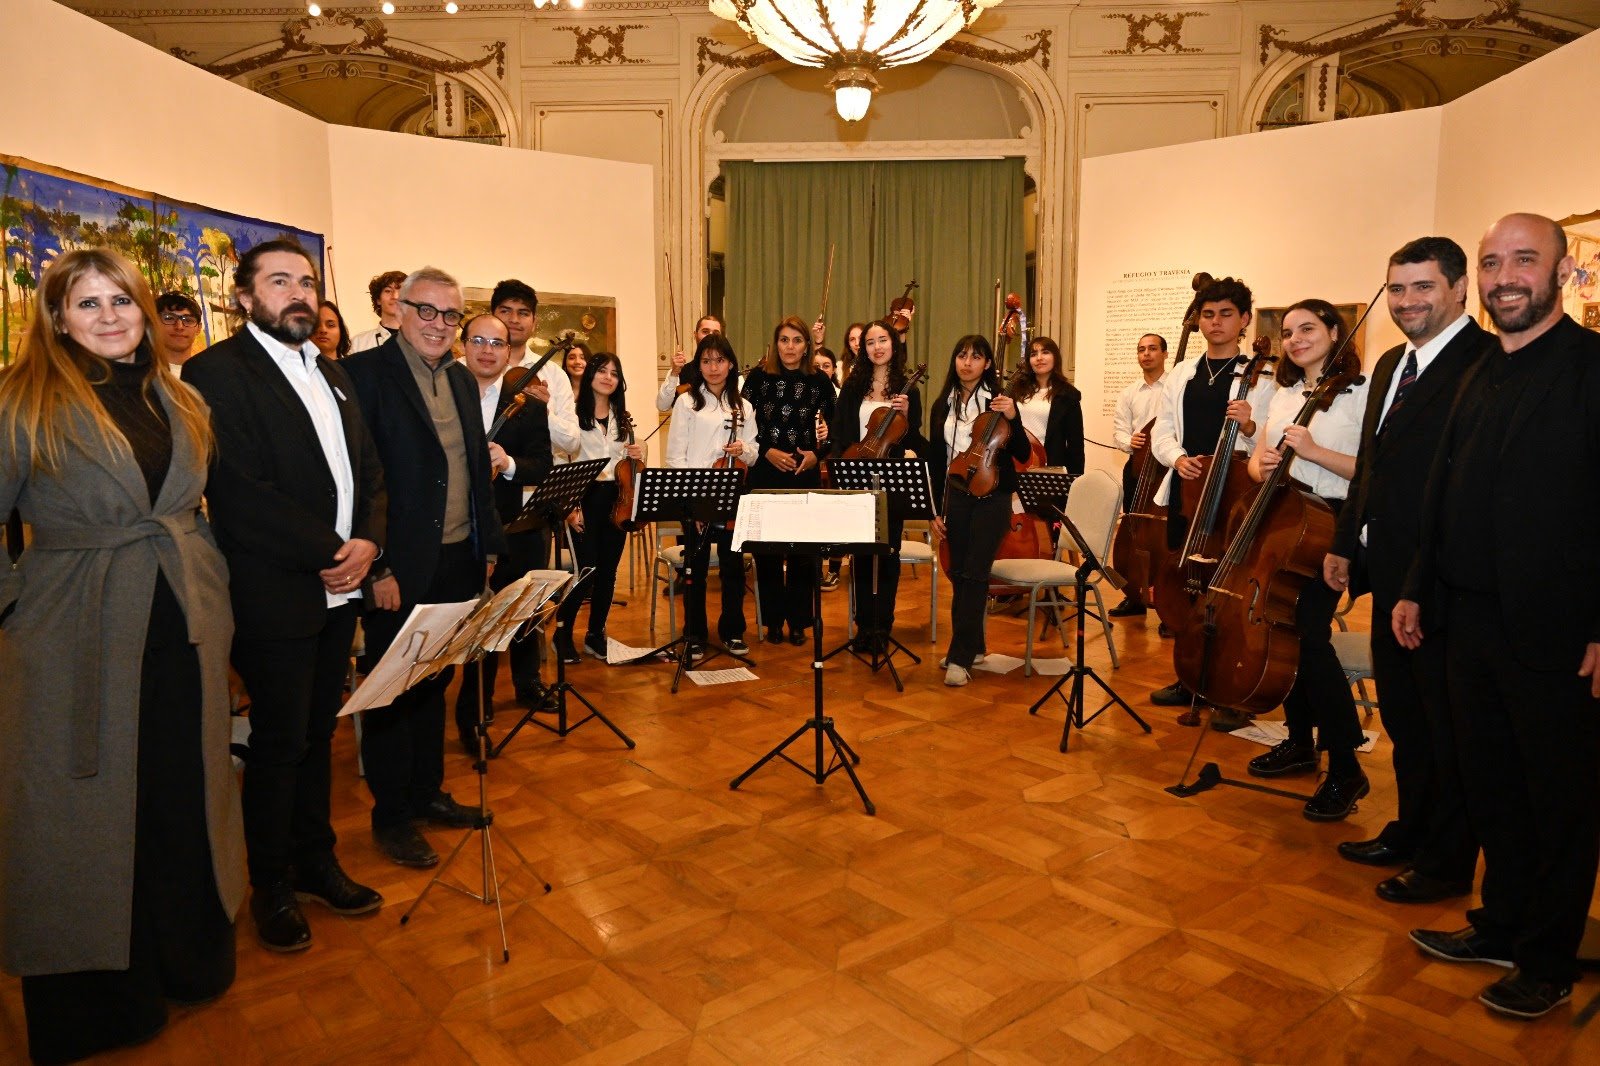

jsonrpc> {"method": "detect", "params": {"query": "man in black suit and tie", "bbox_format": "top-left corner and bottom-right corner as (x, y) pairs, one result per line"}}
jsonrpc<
(453, 312), (553, 751)
(341, 266), (509, 868)
(184, 239), (387, 952)
(1399, 213), (1600, 1020)
(1323, 237), (1487, 904)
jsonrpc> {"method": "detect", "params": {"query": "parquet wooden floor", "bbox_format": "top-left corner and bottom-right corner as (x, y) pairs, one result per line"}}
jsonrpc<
(4, 557), (1598, 1065)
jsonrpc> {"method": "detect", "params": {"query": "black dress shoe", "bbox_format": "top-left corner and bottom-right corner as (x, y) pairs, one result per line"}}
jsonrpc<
(1337, 838), (1414, 867)
(1410, 926), (1514, 968)
(1108, 598), (1147, 617)
(514, 681), (547, 708)
(1376, 868), (1472, 904)
(1248, 739), (1318, 777)
(1150, 681), (1191, 706)
(1479, 969), (1572, 1019)
(292, 855), (383, 915)
(417, 791), (482, 828)
(250, 882), (312, 952)
(789, 630), (808, 646)
(373, 823), (439, 868)
(1303, 770), (1369, 821)
(764, 627), (785, 645)
(1158, 623), (1174, 638)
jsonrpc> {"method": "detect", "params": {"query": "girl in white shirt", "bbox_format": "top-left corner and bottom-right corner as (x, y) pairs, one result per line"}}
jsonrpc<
(1242, 298), (1372, 822)
(666, 334), (758, 654)
(555, 351), (642, 663)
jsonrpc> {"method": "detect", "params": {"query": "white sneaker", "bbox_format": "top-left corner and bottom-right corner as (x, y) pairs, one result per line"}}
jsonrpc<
(943, 664), (971, 687)
(937, 653), (986, 669)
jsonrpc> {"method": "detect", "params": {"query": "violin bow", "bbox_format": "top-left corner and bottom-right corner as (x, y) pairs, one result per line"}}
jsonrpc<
(817, 242), (836, 329)
(664, 251), (682, 355)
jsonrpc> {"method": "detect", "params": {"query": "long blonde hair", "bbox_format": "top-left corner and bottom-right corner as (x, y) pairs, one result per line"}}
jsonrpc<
(0, 248), (213, 475)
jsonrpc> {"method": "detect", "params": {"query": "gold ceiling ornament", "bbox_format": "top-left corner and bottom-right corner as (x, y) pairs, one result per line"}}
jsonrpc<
(554, 24), (648, 65)
(1258, 0), (1576, 65)
(1103, 11), (1206, 56)
(705, 0), (1006, 123)
(169, 13), (507, 80)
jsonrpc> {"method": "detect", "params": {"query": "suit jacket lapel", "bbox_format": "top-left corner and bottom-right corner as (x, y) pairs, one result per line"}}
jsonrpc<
(320, 357), (368, 469)
(1377, 321), (1483, 444)
(1361, 346), (1402, 452)
(384, 342), (436, 435)
(236, 332), (330, 479)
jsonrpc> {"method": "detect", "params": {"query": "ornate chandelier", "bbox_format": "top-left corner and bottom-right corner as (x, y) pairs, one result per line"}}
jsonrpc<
(707, 0), (1004, 122)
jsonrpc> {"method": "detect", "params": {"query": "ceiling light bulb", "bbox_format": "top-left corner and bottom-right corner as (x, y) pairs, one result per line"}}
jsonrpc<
(382, 1), (395, 12)
(307, 2), (321, 15)
(445, 1), (459, 12)
(571, 0), (585, 7)
(834, 84), (871, 123)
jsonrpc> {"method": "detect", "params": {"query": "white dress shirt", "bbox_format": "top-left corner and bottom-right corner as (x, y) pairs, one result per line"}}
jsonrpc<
(1112, 373), (1167, 452)
(475, 377), (518, 482)
(518, 350), (579, 458)
(1259, 372), (1371, 500)
(349, 324), (392, 353)
(657, 372), (682, 413)
(247, 321), (358, 607)
(1018, 393), (1051, 444)
(571, 416), (629, 480)
(943, 383), (994, 457)
(667, 389), (757, 468)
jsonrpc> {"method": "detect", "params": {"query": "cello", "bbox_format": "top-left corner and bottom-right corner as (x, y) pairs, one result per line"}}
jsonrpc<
(1109, 271), (1212, 594)
(1170, 361), (1366, 712)
(1151, 336), (1276, 629)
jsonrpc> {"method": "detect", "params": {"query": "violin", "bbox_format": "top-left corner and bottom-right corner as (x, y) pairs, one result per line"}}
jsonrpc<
(610, 411), (642, 532)
(841, 363), (929, 460)
(944, 359), (1031, 499)
(887, 279), (918, 334)
(492, 333), (578, 443)
(711, 402), (749, 529)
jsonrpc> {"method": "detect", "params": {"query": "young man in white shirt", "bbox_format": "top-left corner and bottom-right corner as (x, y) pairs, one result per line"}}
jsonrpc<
(1108, 332), (1168, 616)
(349, 270), (405, 352)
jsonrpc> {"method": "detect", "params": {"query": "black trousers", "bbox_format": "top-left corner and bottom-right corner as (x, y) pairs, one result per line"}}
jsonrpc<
(683, 523), (746, 642)
(1368, 589), (1477, 881)
(557, 481), (626, 639)
(851, 517), (904, 635)
(360, 540), (483, 830)
(1446, 587), (1600, 984)
(942, 488), (1011, 669)
(1279, 500), (1362, 753)
(232, 602), (359, 887)
(749, 459), (820, 632)
(1121, 457), (1138, 517)
(22, 577), (234, 1065)
(455, 527), (544, 739)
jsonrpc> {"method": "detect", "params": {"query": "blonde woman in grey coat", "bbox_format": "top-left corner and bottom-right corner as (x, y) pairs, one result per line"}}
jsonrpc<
(0, 248), (244, 1064)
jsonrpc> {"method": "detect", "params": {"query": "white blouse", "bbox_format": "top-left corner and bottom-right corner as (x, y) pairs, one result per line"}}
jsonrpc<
(943, 383), (994, 457)
(1018, 392), (1051, 443)
(1259, 373), (1371, 501)
(571, 415), (630, 480)
(667, 389), (758, 469)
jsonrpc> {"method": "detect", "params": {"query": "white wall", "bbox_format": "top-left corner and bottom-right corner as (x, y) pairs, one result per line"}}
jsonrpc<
(1072, 107), (1441, 476)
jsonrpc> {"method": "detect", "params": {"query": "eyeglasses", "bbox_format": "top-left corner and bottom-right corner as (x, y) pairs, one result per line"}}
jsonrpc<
(465, 336), (508, 351)
(402, 299), (465, 327)
(160, 312), (199, 327)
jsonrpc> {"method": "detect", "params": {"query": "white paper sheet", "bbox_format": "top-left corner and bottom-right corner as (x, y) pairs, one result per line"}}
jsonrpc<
(686, 667), (759, 686)
(1230, 719), (1379, 754)
(341, 599), (479, 716)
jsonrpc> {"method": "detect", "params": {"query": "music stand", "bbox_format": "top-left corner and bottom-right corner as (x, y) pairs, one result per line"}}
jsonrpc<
(624, 467), (753, 693)
(820, 458), (932, 691)
(1016, 470), (1151, 752)
(507, 457), (607, 569)
(377, 586), (558, 962)
(729, 490), (886, 815)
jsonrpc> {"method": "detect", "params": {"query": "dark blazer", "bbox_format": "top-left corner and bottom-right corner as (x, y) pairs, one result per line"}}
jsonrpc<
(184, 329), (386, 640)
(341, 337), (509, 603)
(1037, 386), (1085, 475)
(1330, 318), (1488, 602)
(927, 387), (1032, 497)
(1403, 315), (1600, 669)
(485, 381), (553, 524)
(828, 382), (928, 460)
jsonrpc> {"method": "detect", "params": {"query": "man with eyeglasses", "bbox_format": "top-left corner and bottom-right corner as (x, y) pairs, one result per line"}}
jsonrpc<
(491, 279), (579, 460)
(452, 313), (552, 749)
(155, 292), (204, 373)
(342, 267), (509, 869)
(350, 270), (407, 353)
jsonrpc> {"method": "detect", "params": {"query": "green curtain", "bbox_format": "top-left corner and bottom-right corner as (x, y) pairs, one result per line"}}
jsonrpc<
(725, 158), (1025, 400)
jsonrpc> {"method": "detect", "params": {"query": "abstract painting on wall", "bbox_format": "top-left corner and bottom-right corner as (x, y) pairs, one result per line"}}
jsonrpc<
(2, 154), (326, 364)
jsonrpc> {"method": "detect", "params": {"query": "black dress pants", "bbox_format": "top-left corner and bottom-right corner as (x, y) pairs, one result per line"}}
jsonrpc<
(1368, 591), (1477, 881)
(1445, 587), (1600, 984)
(749, 459), (819, 633)
(851, 517), (904, 636)
(232, 602), (360, 887)
(22, 577), (234, 1065)
(556, 482), (626, 640)
(942, 488), (1011, 669)
(360, 540), (483, 830)
(1279, 501), (1362, 754)
(683, 523), (746, 642)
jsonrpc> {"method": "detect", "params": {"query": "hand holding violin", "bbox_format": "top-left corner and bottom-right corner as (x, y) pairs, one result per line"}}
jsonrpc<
(989, 395), (1017, 419)
(522, 379), (551, 406)
(888, 394), (909, 414)
(722, 439), (746, 458)
(624, 442), (644, 462)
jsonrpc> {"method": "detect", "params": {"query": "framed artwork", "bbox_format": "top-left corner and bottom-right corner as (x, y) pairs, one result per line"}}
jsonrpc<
(1252, 302), (1369, 365)
(1583, 302), (1600, 331)
(2, 154), (325, 364)
(462, 287), (616, 361)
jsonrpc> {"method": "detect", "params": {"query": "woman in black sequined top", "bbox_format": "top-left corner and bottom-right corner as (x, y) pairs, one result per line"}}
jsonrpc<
(741, 315), (836, 645)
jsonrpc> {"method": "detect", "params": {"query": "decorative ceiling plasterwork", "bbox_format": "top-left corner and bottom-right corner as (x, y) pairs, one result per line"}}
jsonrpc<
(1102, 11), (1206, 56)
(695, 29), (1051, 77)
(554, 24), (647, 65)
(1258, 0), (1577, 64)
(169, 13), (507, 79)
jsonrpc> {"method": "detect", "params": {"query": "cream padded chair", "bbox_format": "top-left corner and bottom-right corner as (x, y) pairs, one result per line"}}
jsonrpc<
(987, 470), (1123, 677)
(1331, 596), (1377, 719)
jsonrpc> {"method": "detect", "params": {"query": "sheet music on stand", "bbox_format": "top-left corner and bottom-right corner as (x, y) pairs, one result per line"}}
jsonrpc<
(340, 599), (479, 716)
(826, 458), (935, 521)
(441, 569), (572, 661)
(731, 489), (886, 552)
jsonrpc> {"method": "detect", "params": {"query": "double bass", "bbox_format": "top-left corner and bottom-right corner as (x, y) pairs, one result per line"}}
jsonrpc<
(1170, 362), (1365, 711)
(1109, 271), (1213, 595)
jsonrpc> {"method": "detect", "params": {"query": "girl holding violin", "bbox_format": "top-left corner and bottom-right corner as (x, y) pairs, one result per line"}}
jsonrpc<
(666, 333), (758, 656)
(555, 351), (643, 664)
(1243, 299), (1371, 820)
(1016, 336), (1085, 475)
(743, 315), (836, 645)
(830, 319), (928, 652)
(929, 334), (1032, 686)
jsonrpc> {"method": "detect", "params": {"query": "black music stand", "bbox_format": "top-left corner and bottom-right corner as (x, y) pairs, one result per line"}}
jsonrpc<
(1016, 470), (1151, 752)
(624, 467), (753, 693)
(729, 493), (887, 815)
(389, 588), (556, 962)
(820, 458), (931, 691)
